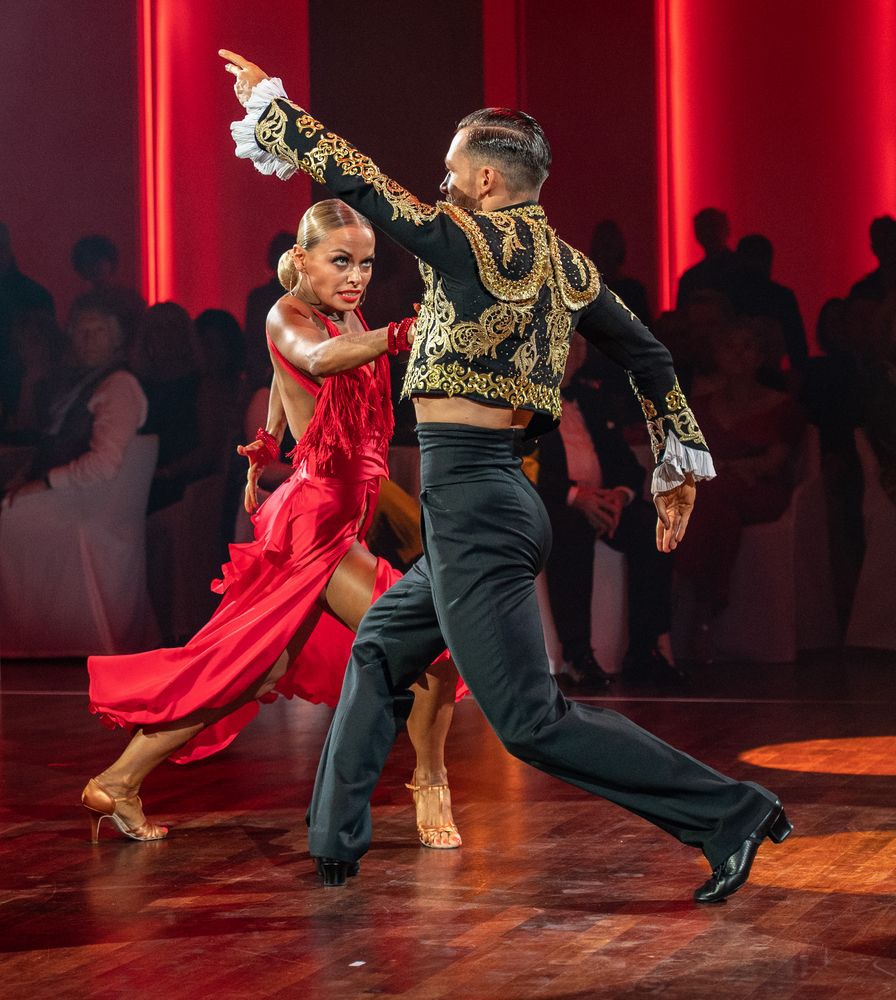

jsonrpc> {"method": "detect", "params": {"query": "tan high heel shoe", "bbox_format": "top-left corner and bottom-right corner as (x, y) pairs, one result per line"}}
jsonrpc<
(405, 773), (462, 850)
(81, 777), (169, 843)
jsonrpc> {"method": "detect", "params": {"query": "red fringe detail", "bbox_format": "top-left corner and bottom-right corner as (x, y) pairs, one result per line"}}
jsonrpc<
(290, 353), (394, 474)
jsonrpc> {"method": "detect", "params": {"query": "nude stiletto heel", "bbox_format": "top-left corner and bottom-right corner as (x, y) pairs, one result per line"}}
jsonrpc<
(81, 778), (169, 843)
(406, 773), (462, 849)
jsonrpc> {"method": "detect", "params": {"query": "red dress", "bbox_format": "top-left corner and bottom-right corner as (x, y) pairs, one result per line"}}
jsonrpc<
(88, 312), (461, 764)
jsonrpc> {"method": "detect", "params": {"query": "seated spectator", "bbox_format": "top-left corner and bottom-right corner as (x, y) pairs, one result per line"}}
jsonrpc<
(674, 317), (806, 658)
(864, 336), (896, 510)
(800, 298), (865, 625)
(1, 299), (147, 507)
(679, 289), (737, 396)
(71, 235), (146, 347)
(849, 215), (896, 303)
(0, 310), (65, 444)
(0, 222), (55, 423)
(735, 234), (808, 375)
(535, 334), (684, 688)
(131, 302), (212, 513)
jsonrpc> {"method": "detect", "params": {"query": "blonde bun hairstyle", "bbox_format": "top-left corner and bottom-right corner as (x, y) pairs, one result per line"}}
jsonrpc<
(278, 199), (374, 295)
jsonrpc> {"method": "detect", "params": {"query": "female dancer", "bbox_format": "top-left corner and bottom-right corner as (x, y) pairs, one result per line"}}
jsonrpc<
(83, 200), (463, 850)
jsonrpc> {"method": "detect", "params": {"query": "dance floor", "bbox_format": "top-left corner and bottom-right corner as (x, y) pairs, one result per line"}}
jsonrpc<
(2, 651), (895, 999)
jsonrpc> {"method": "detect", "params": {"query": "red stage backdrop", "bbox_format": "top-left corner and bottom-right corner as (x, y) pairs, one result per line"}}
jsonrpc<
(656, 0), (896, 330)
(3, 2), (894, 339)
(139, 0), (310, 319)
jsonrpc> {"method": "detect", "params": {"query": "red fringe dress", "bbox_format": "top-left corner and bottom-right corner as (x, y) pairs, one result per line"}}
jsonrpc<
(88, 312), (462, 764)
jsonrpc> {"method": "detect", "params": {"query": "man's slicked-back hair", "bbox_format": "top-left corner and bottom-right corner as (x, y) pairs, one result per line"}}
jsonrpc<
(455, 108), (551, 196)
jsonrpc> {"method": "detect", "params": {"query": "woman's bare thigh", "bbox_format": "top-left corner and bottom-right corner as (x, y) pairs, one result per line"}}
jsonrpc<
(322, 542), (379, 633)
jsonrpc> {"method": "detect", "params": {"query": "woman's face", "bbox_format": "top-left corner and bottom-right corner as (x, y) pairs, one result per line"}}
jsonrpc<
(294, 225), (375, 314)
(70, 310), (122, 369)
(714, 326), (764, 379)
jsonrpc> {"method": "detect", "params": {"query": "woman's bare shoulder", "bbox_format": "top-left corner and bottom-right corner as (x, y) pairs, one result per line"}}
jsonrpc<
(266, 294), (318, 337)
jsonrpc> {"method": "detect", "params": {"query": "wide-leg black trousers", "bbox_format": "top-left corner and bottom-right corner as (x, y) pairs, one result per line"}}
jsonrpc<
(307, 424), (774, 868)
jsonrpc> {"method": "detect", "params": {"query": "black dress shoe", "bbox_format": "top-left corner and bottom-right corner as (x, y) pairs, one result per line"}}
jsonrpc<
(314, 857), (361, 887)
(570, 651), (612, 690)
(622, 648), (688, 688)
(693, 802), (793, 903)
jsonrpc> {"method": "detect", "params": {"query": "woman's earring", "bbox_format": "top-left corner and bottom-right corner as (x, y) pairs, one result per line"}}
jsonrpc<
(292, 271), (323, 307)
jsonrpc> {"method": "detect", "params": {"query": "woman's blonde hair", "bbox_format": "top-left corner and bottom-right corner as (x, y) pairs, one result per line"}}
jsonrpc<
(277, 199), (374, 295)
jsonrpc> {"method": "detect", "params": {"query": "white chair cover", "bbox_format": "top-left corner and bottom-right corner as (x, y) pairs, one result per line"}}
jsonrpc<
(0, 435), (160, 657)
(707, 426), (840, 663)
(846, 429), (896, 650)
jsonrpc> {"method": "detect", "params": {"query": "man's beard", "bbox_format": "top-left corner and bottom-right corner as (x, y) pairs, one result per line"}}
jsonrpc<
(446, 187), (479, 211)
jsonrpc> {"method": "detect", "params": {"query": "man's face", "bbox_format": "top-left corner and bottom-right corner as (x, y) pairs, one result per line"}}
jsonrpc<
(440, 130), (481, 210)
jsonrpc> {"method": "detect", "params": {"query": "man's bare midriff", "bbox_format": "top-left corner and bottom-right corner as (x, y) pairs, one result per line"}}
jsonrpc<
(412, 395), (534, 430)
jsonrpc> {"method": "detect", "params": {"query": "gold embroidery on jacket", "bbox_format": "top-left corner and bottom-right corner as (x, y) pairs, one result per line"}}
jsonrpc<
(403, 361), (563, 417)
(441, 203), (600, 309)
(256, 102), (437, 225)
(627, 375), (707, 459)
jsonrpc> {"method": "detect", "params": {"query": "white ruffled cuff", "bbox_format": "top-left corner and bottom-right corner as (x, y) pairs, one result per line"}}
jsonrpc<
(230, 77), (297, 179)
(651, 432), (717, 494)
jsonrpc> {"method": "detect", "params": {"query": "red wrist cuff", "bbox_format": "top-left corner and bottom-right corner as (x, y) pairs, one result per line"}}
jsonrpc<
(387, 317), (415, 355)
(254, 428), (280, 468)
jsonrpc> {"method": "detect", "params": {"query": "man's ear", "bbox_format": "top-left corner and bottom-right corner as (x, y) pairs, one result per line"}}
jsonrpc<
(478, 165), (499, 196)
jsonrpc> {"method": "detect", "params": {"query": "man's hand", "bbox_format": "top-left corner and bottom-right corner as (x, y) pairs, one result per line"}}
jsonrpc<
(573, 486), (628, 538)
(219, 49), (269, 108)
(654, 474), (696, 553)
(2, 478), (49, 509)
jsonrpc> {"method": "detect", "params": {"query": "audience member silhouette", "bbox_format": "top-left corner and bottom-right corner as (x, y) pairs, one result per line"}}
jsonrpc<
(0, 310), (65, 444)
(130, 302), (206, 513)
(580, 219), (652, 428)
(243, 230), (295, 388)
(71, 235), (146, 346)
(800, 298), (865, 625)
(849, 215), (896, 303)
(674, 317), (806, 659)
(536, 334), (683, 687)
(735, 234), (808, 374)
(0, 222), (55, 423)
(676, 208), (743, 311)
(589, 219), (652, 325)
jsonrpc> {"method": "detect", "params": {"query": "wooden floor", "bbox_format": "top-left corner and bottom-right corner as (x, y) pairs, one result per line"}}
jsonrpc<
(2, 650), (896, 999)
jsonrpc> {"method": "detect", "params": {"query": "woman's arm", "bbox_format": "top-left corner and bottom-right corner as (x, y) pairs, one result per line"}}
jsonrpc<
(244, 382), (292, 492)
(267, 298), (401, 377)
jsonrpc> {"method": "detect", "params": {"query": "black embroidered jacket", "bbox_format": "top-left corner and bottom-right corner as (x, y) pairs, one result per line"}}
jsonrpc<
(251, 96), (708, 470)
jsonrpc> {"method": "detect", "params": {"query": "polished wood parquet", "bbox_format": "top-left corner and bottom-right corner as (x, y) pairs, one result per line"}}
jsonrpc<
(1, 651), (895, 999)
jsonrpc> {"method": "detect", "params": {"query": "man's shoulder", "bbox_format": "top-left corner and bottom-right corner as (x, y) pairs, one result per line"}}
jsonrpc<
(439, 202), (600, 307)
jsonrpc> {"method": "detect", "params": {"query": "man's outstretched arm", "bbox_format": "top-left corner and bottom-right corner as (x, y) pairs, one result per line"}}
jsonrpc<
(220, 50), (469, 277)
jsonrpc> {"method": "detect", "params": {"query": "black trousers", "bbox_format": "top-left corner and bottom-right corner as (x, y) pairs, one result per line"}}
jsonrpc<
(307, 424), (774, 868)
(546, 498), (672, 663)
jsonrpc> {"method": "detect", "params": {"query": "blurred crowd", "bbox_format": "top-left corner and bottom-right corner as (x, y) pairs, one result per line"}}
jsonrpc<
(1, 210), (894, 672)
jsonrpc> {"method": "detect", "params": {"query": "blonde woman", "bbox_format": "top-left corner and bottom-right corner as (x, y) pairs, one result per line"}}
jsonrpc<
(83, 200), (464, 857)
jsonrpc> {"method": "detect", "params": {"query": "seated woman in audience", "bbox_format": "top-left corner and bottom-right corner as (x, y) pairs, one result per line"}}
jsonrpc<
(2, 299), (146, 506)
(674, 317), (806, 656)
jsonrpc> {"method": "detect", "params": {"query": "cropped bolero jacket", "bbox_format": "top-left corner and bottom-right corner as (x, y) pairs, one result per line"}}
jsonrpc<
(231, 79), (714, 493)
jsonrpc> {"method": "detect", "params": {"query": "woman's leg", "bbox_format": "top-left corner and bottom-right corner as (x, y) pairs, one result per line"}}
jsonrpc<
(323, 544), (461, 846)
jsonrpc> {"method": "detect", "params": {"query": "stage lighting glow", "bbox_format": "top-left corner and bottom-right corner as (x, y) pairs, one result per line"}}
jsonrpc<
(740, 737), (896, 776)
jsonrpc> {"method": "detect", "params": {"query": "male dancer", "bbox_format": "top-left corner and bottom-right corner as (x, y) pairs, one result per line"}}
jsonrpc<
(221, 50), (792, 903)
